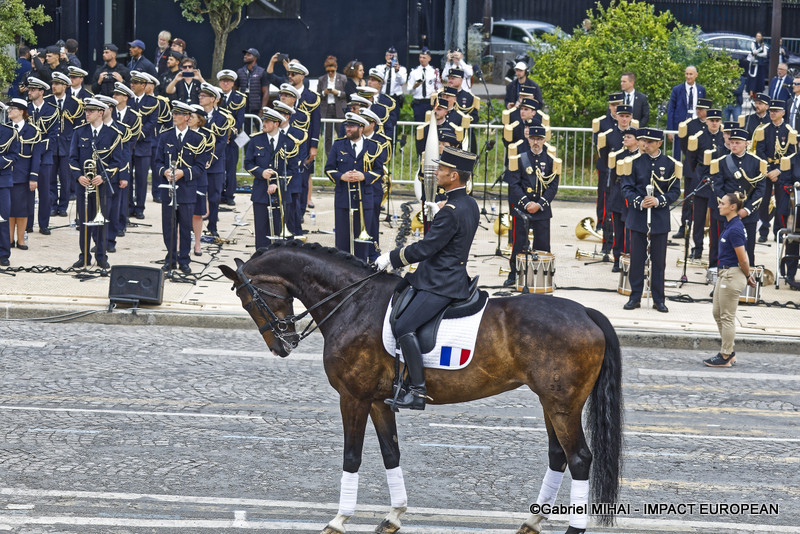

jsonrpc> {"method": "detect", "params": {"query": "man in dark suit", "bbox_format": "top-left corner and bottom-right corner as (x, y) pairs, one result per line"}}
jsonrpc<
(667, 66), (706, 160)
(504, 62), (543, 110)
(785, 76), (800, 132)
(154, 101), (206, 274)
(768, 63), (792, 102)
(620, 72), (649, 126)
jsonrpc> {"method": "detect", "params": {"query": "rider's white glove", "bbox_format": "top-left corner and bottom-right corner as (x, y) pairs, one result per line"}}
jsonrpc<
(375, 252), (391, 271)
(425, 201), (440, 217)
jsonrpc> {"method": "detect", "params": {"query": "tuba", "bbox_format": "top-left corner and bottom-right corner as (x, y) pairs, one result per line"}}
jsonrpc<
(83, 158), (106, 227)
(575, 217), (602, 241)
(493, 213), (511, 236)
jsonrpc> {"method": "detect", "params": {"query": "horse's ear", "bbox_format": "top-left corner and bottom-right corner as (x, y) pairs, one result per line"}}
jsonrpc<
(234, 257), (245, 268)
(219, 264), (237, 281)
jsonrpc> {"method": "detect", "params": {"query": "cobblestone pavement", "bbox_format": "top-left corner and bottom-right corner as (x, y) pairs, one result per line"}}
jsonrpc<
(0, 323), (797, 533)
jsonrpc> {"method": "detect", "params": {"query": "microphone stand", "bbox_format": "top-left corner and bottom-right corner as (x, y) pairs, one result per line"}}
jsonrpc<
(670, 176), (711, 286)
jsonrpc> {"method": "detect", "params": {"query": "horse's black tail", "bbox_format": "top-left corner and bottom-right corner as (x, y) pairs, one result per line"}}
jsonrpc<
(585, 307), (623, 526)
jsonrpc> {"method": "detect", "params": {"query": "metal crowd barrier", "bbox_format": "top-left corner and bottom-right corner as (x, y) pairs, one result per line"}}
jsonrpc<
(237, 116), (679, 191)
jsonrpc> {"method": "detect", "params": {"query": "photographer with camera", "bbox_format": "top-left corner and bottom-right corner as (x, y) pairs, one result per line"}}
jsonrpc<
(165, 56), (205, 104)
(441, 48), (472, 94)
(31, 44), (70, 86)
(373, 46), (407, 120)
(91, 44), (131, 96)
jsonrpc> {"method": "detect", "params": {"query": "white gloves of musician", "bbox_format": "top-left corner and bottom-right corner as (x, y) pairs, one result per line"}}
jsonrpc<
(375, 253), (391, 271)
(425, 201), (440, 217)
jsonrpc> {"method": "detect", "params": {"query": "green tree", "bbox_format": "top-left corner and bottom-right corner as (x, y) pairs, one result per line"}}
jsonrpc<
(530, 0), (740, 128)
(0, 1), (50, 94)
(174, 0), (259, 78)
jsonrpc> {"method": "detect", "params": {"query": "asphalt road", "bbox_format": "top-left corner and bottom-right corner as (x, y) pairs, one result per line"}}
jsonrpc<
(0, 322), (797, 533)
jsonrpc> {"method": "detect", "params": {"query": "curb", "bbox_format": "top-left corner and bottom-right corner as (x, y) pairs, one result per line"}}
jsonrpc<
(1, 303), (796, 355)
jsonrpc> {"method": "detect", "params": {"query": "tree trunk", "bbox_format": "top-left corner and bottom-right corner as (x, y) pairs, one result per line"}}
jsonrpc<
(211, 28), (227, 78)
(208, 3), (242, 81)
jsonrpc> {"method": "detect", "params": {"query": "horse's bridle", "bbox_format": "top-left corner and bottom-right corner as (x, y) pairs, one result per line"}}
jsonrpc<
(233, 264), (384, 352)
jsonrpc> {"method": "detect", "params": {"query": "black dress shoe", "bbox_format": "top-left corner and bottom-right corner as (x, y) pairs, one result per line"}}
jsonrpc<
(385, 386), (427, 410)
(118, 229), (125, 237)
(226, 199), (236, 206)
(107, 245), (116, 253)
(757, 235), (767, 243)
(611, 260), (621, 273)
(39, 227), (51, 235)
(161, 263), (176, 271)
(58, 210), (67, 217)
(50, 209), (58, 217)
(672, 225), (685, 239)
(209, 230), (220, 237)
(72, 258), (87, 269)
(134, 213), (145, 220)
(653, 302), (669, 313)
(503, 275), (516, 287)
(179, 264), (191, 274)
(623, 299), (641, 310)
(16, 243), (28, 250)
(690, 248), (702, 260)
(194, 249), (202, 256)
(96, 259), (110, 270)
(0, 258), (9, 267)
(153, 197), (162, 204)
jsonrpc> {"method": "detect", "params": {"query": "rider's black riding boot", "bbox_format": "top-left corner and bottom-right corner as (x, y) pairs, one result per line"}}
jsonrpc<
(386, 333), (427, 410)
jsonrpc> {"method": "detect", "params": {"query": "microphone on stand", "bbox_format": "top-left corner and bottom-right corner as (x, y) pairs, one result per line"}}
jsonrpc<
(473, 65), (484, 81)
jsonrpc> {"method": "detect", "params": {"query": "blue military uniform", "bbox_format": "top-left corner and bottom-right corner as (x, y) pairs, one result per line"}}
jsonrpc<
(68, 119), (124, 267)
(0, 123), (19, 265)
(608, 141), (639, 263)
(109, 104), (140, 251)
(9, 118), (41, 226)
(593, 93), (623, 242)
(753, 105), (797, 241)
(324, 114), (386, 261)
(296, 81), (321, 216)
(128, 85), (159, 218)
(28, 91), (60, 233)
(688, 113), (727, 265)
(48, 92), (84, 216)
(621, 128), (682, 311)
(674, 99), (711, 233)
(365, 127), (392, 260)
(218, 81), (247, 205)
(709, 132), (766, 265)
(244, 122), (298, 249)
(597, 114), (632, 254)
(150, 94), (173, 202)
(203, 105), (234, 236)
(506, 131), (560, 280)
(154, 124), (205, 271)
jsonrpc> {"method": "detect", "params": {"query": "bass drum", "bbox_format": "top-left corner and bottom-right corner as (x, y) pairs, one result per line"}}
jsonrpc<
(787, 182), (800, 234)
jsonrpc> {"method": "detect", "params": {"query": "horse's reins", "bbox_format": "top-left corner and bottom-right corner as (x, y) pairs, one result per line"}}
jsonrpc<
(234, 264), (384, 351)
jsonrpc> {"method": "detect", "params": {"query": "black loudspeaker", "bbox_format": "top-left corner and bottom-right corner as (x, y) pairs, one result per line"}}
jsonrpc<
(108, 265), (165, 305)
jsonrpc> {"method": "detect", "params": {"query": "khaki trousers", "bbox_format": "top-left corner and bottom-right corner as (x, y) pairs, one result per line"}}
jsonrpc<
(712, 267), (747, 355)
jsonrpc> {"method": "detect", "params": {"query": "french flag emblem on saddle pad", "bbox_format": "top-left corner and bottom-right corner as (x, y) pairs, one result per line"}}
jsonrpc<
(382, 299), (488, 370)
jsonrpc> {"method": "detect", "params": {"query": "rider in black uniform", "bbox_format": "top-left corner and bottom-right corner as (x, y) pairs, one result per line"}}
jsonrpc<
(375, 146), (480, 410)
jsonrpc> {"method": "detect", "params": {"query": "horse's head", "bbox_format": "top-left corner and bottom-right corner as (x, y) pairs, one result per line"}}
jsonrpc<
(221, 257), (299, 357)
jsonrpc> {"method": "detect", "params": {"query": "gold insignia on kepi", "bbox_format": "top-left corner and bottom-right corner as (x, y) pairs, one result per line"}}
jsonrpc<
(526, 166), (534, 174)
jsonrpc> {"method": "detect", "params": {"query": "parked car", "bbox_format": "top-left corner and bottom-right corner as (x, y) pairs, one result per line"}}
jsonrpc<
(488, 19), (563, 57)
(699, 32), (800, 74)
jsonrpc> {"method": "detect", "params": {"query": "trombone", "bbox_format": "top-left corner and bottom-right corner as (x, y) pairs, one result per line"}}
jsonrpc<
(81, 157), (105, 269)
(347, 179), (373, 254)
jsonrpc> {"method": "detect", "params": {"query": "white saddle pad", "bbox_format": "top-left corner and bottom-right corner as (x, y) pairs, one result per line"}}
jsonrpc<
(382, 298), (488, 370)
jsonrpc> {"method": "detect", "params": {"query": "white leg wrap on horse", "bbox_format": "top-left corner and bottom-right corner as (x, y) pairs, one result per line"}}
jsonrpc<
(569, 479), (589, 529)
(534, 467), (564, 518)
(385, 467), (408, 508)
(338, 471), (359, 516)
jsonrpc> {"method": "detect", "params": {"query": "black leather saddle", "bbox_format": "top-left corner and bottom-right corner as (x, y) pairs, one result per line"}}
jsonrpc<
(389, 277), (488, 354)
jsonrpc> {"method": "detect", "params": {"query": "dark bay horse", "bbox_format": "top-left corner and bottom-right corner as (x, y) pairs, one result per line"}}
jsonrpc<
(220, 240), (622, 534)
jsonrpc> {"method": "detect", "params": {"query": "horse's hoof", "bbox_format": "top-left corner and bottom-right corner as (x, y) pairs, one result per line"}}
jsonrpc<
(564, 527), (585, 534)
(321, 527), (344, 534)
(375, 519), (400, 534)
(515, 525), (541, 534)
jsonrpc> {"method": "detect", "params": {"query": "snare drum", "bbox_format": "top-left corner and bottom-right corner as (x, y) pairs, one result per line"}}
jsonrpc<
(617, 254), (650, 297)
(515, 251), (555, 293)
(706, 268), (719, 286)
(787, 182), (800, 234)
(739, 265), (763, 304)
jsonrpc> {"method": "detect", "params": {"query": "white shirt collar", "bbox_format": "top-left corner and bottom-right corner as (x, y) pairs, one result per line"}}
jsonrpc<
(351, 136), (364, 154)
(175, 126), (189, 137)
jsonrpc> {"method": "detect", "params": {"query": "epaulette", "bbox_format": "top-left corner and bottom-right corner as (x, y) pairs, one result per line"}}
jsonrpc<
(504, 121), (519, 142)
(597, 128), (612, 149)
(678, 117), (691, 138)
(631, 119), (639, 129)
(753, 123), (767, 142)
(788, 126), (797, 145)
(780, 154), (792, 171)
(453, 125), (464, 142)
(538, 111), (550, 127)
(703, 148), (715, 165)
(668, 156), (683, 179)
(228, 91), (247, 110)
(300, 91), (321, 112)
(501, 108), (514, 125)
(445, 203), (456, 209)
(508, 153), (520, 171)
(473, 95), (481, 110)
(544, 127), (552, 143)
(709, 155), (726, 175)
(738, 115), (746, 127)
(621, 152), (642, 175)
(553, 157), (562, 175)
(592, 115), (605, 133)
(547, 144), (556, 157)
(423, 110), (431, 123)
(416, 123), (426, 140)
(608, 147), (625, 168)
(508, 139), (524, 156)
(687, 130), (703, 152)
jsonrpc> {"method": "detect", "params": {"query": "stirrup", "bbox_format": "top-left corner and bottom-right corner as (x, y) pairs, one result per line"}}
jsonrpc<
(386, 387), (428, 410)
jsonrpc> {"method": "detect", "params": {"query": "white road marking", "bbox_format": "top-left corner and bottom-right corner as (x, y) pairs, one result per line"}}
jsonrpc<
(0, 488), (793, 532)
(0, 340), (47, 348)
(419, 443), (491, 450)
(28, 428), (100, 434)
(0, 406), (264, 421)
(429, 423), (800, 443)
(639, 368), (800, 381)
(181, 348), (319, 361)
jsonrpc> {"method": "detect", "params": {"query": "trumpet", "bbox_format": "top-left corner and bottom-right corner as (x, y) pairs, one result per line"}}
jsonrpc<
(676, 257), (709, 268)
(83, 158), (106, 227)
(575, 249), (606, 260)
(493, 213), (511, 236)
(355, 180), (373, 244)
(576, 217), (603, 241)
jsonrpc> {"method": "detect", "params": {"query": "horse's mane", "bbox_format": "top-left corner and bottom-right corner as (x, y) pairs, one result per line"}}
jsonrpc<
(251, 239), (398, 277)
